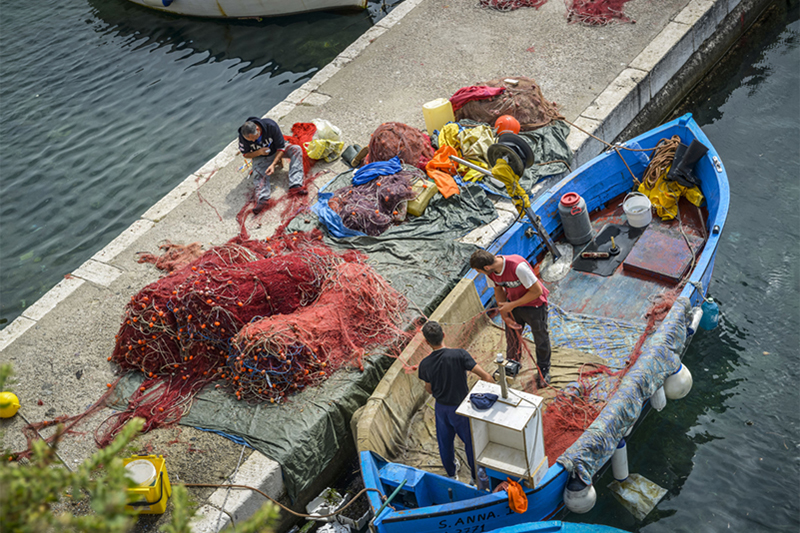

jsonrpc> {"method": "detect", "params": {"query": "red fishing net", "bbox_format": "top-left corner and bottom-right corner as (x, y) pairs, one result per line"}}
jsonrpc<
(328, 169), (421, 236)
(232, 261), (410, 401)
(367, 122), (434, 170)
(478, 0), (634, 25)
(566, 0), (634, 25)
(91, 229), (410, 446)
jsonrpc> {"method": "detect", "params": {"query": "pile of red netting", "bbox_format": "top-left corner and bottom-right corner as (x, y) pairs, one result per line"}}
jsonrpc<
(232, 261), (409, 400)
(478, 0), (634, 26)
(566, 0), (633, 25)
(93, 229), (410, 446)
(367, 122), (434, 170)
(328, 169), (421, 235)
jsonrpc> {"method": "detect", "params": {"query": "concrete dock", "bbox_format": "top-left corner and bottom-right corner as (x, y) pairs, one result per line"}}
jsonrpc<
(0, 0), (771, 530)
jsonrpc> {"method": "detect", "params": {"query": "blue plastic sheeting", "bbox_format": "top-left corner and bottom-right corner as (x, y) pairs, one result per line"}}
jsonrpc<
(352, 156), (403, 185)
(194, 426), (253, 448)
(312, 192), (367, 238)
(557, 297), (691, 485)
(547, 305), (645, 369)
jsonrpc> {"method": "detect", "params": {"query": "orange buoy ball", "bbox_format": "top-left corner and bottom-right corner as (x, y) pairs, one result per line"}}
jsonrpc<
(495, 115), (521, 135)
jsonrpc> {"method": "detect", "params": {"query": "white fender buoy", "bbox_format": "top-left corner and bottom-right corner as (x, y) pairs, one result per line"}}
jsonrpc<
(650, 386), (667, 411)
(563, 476), (596, 514)
(687, 307), (704, 336)
(664, 364), (693, 400)
(612, 439), (629, 482)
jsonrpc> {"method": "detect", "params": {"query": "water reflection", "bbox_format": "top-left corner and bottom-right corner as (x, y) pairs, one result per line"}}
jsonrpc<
(86, 0), (376, 76)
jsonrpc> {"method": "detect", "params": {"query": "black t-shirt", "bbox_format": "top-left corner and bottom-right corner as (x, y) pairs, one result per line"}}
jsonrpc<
(418, 347), (477, 407)
(238, 117), (286, 157)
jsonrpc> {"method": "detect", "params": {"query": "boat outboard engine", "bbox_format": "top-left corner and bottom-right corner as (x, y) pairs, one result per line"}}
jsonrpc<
(563, 474), (596, 514)
(664, 364), (693, 400)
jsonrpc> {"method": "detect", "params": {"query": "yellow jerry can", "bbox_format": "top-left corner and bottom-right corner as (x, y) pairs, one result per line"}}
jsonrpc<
(407, 178), (438, 217)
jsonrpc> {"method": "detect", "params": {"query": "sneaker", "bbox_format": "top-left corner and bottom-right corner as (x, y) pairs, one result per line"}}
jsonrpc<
(252, 199), (270, 215)
(288, 185), (308, 196)
(536, 371), (551, 388)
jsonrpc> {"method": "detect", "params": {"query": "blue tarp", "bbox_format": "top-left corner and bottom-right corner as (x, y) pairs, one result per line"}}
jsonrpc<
(557, 297), (691, 485)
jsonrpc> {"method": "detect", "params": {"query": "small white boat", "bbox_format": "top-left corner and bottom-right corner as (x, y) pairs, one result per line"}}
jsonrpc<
(129, 0), (367, 19)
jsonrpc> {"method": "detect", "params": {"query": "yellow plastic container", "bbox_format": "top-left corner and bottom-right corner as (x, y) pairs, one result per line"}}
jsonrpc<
(123, 455), (172, 514)
(422, 98), (455, 136)
(407, 178), (438, 217)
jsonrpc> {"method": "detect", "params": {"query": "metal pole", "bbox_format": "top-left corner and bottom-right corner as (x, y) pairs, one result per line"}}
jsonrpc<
(449, 155), (561, 260)
(495, 353), (508, 400)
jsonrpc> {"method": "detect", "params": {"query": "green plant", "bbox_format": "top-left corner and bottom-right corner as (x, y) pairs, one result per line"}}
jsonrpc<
(0, 364), (279, 532)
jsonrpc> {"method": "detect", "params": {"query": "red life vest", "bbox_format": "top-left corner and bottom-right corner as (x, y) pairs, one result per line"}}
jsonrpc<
(488, 255), (549, 308)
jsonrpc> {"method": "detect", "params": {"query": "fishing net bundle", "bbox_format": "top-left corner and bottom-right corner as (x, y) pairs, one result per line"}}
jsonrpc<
(478, 0), (634, 25)
(231, 261), (410, 401)
(92, 230), (408, 445)
(367, 122), (434, 170)
(566, 0), (633, 26)
(454, 77), (564, 131)
(328, 168), (422, 236)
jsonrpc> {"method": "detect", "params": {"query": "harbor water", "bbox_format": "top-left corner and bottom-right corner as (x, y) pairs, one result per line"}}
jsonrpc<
(0, 1), (798, 532)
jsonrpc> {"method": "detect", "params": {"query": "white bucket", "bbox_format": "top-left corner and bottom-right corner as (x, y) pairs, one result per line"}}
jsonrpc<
(623, 192), (652, 228)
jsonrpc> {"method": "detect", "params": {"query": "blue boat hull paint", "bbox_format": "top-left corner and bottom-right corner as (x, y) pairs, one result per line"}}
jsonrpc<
(491, 521), (627, 532)
(362, 114), (728, 533)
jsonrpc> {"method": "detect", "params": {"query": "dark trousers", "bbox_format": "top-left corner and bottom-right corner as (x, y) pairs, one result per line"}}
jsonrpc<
(505, 304), (551, 373)
(434, 402), (475, 479)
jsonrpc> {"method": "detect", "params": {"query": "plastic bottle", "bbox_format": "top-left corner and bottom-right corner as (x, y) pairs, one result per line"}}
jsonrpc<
(699, 298), (719, 330)
(477, 467), (490, 491)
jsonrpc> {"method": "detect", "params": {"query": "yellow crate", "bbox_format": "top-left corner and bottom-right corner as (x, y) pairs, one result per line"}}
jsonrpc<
(123, 455), (172, 515)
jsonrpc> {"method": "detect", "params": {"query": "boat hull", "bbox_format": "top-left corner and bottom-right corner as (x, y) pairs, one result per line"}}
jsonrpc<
(357, 114), (729, 533)
(128, 0), (367, 19)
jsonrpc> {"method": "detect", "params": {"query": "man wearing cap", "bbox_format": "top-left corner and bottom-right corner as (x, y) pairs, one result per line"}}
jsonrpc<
(238, 117), (305, 214)
(470, 249), (552, 387)
(417, 321), (493, 483)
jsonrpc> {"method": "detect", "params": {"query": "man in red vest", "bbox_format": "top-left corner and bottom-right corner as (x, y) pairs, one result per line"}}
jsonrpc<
(470, 250), (551, 387)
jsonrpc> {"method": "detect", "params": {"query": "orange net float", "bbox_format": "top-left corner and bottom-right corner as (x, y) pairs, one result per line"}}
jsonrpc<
(495, 115), (521, 135)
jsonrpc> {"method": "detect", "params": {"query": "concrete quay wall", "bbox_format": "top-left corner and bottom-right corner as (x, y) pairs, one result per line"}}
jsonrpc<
(0, 0), (772, 531)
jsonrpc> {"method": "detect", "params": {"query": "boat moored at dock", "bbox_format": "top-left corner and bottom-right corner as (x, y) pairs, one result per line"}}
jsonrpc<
(355, 113), (728, 533)
(128, 0), (367, 19)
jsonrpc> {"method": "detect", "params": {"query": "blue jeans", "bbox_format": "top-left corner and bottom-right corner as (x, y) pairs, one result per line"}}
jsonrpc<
(435, 402), (475, 479)
(251, 144), (304, 202)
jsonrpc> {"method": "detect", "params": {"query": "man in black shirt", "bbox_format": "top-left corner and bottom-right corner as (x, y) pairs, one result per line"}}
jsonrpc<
(418, 321), (493, 481)
(238, 117), (305, 213)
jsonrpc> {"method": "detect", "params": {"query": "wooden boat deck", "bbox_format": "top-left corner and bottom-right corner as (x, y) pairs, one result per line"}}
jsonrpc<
(545, 194), (706, 325)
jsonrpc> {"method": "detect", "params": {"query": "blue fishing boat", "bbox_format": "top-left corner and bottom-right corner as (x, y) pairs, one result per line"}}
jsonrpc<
(355, 113), (728, 533)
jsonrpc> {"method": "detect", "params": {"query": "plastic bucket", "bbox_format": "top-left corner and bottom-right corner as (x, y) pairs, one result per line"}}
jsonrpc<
(623, 192), (652, 228)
